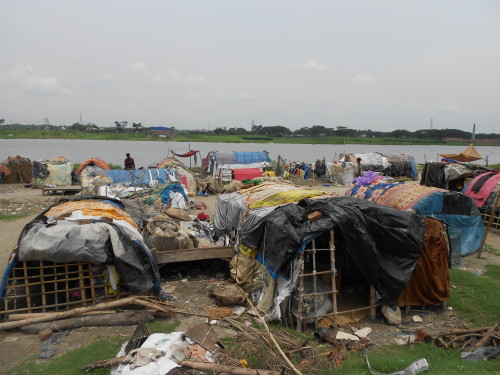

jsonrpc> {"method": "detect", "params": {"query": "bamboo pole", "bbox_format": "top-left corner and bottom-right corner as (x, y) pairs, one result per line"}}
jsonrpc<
(7, 310), (117, 321)
(477, 192), (500, 258)
(0, 296), (138, 331)
(179, 361), (282, 375)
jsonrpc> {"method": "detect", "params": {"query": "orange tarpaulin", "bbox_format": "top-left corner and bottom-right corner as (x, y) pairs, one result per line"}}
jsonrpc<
(75, 158), (111, 175)
(439, 143), (482, 162)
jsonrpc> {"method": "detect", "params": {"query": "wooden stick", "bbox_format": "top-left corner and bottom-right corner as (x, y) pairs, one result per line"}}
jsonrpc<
(0, 296), (137, 331)
(432, 326), (491, 337)
(81, 356), (126, 370)
(8, 310), (117, 321)
(245, 297), (304, 375)
(179, 360), (282, 375)
(21, 311), (154, 334)
(471, 324), (498, 350)
(477, 193), (500, 258)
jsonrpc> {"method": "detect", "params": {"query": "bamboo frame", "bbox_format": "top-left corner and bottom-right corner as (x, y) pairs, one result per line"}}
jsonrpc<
(1, 261), (130, 316)
(295, 229), (378, 331)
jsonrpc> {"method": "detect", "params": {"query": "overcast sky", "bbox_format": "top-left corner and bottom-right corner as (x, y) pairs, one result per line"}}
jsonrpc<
(1, 1), (499, 132)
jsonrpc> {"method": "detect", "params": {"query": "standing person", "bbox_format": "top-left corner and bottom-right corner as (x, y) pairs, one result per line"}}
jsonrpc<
(124, 153), (136, 170)
(355, 157), (362, 177)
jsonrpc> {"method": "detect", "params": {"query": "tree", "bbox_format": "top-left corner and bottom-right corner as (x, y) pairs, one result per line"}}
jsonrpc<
(132, 122), (143, 132)
(0, 119), (5, 125)
(115, 121), (128, 132)
(390, 129), (413, 139)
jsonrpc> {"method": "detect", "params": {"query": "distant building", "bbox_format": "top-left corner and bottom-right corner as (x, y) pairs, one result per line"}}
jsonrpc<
(148, 126), (175, 138)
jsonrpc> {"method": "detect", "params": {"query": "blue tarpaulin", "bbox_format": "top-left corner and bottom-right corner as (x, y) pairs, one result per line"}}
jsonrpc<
(234, 151), (270, 164)
(105, 168), (176, 186)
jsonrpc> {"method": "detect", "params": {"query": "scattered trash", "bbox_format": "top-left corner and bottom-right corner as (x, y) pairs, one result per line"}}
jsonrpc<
(382, 305), (402, 325)
(39, 331), (69, 359)
(231, 305), (246, 317)
(365, 350), (429, 375)
(412, 315), (423, 323)
(354, 327), (372, 338)
(393, 334), (416, 345)
(184, 323), (223, 353)
(460, 346), (500, 362)
(336, 331), (360, 342)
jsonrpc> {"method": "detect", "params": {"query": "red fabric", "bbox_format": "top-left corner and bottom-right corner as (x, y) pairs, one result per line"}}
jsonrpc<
(464, 172), (500, 207)
(76, 158), (111, 175)
(233, 168), (262, 181)
(173, 150), (199, 158)
(197, 212), (209, 221)
(0, 164), (12, 176)
(181, 175), (188, 187)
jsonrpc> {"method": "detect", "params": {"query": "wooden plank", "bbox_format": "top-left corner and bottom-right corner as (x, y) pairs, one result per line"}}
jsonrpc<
(155, 246), (235, 264)
(42, 186), (81, 196)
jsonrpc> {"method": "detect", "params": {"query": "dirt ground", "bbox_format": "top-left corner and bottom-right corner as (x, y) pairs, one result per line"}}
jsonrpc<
(0, 181), (499, 373)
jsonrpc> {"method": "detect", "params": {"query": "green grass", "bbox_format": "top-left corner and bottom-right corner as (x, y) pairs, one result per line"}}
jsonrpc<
(3, 128), (500, 146)
(0, 212), (32, 221)
(222, 332), (498, 374)
(447, 265), (500, 327)
(8, 336), (124, 375)
(8, 319), (179, 375)
(317, 343), (499, 375)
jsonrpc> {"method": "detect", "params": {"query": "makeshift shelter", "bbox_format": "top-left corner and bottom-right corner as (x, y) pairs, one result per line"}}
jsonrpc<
(341, 153), (418, 179)
(420, 162), (476, 190)
(75, 158), (111, 194)
(203, 151), (271, 182)
(0, 196), (163, 315)
(157, 158), (197, 196)
(1, 156), (32, 184)
(346, 182), (484, 256)
(215, 190), (450, 328)
(326, 162), (357, 186)
(32, 157), (74, 187)
(463, 172), (500, 228)
(439, 143), (483, 162)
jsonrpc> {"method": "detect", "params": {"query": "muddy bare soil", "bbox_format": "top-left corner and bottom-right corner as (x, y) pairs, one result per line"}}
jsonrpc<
(0, 183), (499, 373)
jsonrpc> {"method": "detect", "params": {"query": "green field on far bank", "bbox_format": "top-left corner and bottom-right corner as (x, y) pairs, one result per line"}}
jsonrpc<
(2, 128), (500, 146)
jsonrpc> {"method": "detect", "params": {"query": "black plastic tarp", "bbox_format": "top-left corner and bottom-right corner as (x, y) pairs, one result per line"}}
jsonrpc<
(420, 162), (447, 188)
(241, 196), (426, 307)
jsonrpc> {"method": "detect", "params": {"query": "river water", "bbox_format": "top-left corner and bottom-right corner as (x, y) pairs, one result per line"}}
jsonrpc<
(1, 139), (499, 168)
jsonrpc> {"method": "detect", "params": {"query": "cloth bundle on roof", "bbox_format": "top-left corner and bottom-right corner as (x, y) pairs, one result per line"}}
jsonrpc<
(9, 197), (161, 295)
(346, 182), (484, 255)
(213, 182), (326, 236)
(463, 172), (500, 209)
(440, 143), (482, 162)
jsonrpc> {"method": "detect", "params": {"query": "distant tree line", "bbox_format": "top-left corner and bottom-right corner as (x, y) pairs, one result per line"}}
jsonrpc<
(1, 121), (498, 140)
(186, 124), (500, 140)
